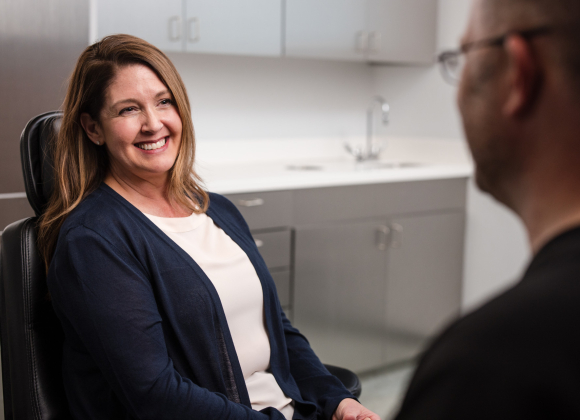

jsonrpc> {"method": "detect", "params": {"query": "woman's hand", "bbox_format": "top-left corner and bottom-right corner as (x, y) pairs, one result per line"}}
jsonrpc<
(332, 398), (381, 420)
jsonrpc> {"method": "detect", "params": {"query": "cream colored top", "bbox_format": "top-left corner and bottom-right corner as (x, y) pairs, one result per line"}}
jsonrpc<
(145, 211), (294, 419)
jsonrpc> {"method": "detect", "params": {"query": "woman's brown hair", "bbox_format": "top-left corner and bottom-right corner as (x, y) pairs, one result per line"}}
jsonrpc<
(38, 34), (209, 270)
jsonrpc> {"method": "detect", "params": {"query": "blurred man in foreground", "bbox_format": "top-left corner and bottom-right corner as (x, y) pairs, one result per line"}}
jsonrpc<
(395, 0), (580, 418)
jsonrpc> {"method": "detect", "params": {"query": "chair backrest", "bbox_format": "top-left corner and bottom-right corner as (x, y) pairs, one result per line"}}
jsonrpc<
(0, 111), (71, 420)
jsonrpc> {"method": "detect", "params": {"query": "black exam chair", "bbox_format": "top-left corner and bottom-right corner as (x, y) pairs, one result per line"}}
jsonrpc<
(0, 111), (361, 420)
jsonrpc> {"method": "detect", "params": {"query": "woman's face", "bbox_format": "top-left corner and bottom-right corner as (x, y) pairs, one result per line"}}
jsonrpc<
(82, 64), (183, 184)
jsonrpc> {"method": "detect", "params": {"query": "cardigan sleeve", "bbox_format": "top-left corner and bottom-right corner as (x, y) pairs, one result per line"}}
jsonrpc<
(49, 224), (286, 420)
(281, 312), (356, 419)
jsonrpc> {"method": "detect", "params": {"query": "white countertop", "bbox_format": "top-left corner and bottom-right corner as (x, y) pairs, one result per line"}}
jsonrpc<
(194, 136), (474, 195)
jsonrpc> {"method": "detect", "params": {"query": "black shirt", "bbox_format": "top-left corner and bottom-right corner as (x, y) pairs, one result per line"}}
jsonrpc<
(395, 226), (580, 419)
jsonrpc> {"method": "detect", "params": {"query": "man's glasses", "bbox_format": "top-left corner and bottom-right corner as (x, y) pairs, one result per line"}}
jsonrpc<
(437, 26), (553, 85)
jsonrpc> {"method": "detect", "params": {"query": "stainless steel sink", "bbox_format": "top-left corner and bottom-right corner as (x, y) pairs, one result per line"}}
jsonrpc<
(371, 162), (425, 169)
(285, 161), (427, 172)
(286, 164), (324, 171)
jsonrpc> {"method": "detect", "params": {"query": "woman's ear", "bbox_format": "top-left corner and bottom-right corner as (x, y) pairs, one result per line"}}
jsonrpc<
(80, 113), (104, 146)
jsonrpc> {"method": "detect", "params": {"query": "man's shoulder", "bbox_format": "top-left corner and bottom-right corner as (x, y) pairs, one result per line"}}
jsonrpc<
(422, 265), (580, 374)
(395, 249), (580, 419)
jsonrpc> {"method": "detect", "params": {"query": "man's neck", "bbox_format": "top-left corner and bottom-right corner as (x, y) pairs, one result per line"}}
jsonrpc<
(519, 175), (580, 254)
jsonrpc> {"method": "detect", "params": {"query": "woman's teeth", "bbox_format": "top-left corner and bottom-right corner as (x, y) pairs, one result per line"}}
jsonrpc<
(137, 138), (166, 150)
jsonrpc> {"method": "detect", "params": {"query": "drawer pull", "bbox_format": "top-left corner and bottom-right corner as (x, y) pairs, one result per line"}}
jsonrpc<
(255, 239), (264, 248)
(390, 223), (403, 249)
(238, 198), (265, 207)
(356, 30), (368, 53)
(168, 16), (182, 41)
(376, 225), (390, 251)
(188, 17), (200, 43)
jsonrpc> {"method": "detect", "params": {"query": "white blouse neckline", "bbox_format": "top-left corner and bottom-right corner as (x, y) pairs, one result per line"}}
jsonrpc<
(143, 211), (206, 233)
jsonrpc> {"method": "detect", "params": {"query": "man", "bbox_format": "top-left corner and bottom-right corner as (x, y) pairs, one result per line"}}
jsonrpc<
(395, 0), (580, 418)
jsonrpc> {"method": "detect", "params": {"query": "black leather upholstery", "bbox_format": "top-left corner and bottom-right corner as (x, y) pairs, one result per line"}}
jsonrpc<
(0, 219), (71, 420)
(1, 111), (71, 420)
(0, 111), (361, 420)
(325, 364), (362, 398)
(20, 111), (62, 217)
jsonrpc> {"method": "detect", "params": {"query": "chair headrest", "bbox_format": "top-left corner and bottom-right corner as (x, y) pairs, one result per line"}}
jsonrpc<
(20, 111), (63, 217)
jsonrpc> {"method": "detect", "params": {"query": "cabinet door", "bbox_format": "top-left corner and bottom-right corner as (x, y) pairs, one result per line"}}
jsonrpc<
(284, 0), (367, 61)
(367, 0), (437, 64)
(293, 220), (387, 373)
(384, 211), (465, 365)
(97, 0), (184, 52)
(184, 0), (282, 57)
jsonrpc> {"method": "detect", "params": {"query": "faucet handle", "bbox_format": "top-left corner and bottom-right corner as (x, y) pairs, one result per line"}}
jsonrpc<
(344, 143), (364, 161)
(369, 143), (383, 160)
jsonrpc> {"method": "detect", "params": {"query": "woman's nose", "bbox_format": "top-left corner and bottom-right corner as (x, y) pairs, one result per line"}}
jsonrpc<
(141, 109), (163, 133)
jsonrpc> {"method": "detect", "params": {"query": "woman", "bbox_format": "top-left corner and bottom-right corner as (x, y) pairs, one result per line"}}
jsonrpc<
(40, 34), (379, 420)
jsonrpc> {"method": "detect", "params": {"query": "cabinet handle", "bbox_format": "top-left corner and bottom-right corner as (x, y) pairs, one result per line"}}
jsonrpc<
(390, 223), (403, 249)
(188, 17), (200, 43)
(168, 16), (182, 41)
(356, 31), (368, 53)
(255, 239), (264, 248)
(376, 225), (390, 251)
(238, 198), (265, 207)
(368, 31), (381, 53)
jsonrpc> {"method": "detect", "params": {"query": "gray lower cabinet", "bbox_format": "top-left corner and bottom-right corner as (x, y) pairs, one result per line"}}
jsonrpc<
(251, 228), (294, 314)
(292, 211), (465, 372)
(383, 211), (464, 366)
(223, 190), (294, 316)
(293, 219), (388, 373)
(224, 177), (467, 373)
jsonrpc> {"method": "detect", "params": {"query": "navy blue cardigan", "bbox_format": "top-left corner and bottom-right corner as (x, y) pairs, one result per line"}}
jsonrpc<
(47, 184), (352, 420)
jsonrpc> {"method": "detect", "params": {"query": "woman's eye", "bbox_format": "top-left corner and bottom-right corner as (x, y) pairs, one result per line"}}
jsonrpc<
(159, 98), (173, 106)
(119, 106), (137, 115)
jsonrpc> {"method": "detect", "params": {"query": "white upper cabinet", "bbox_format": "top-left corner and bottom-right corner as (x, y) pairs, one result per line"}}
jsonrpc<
(367, 0), (437, 64)
(94, 0), (436, 64)
(97, 0), (184, 52)
(184, 0), (282, 57)
(284, 0), (367, 61)
(96, 0), (282, 57)
(284, 0), (437, 64)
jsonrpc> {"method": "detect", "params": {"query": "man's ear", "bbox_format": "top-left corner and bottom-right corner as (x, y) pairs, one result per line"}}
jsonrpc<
(503, 34), (541, 117)
(80, 113), (104, 145)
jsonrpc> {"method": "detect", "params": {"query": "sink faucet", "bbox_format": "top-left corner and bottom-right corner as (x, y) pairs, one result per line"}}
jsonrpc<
(345, 96), (390, 161)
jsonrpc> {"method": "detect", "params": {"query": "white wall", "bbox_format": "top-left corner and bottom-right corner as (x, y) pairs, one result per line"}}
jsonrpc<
(168, 52), (374, 140)
(170, 0), (530, 312)
(372, 0), (530, 311)
(371, 0), (468, 140)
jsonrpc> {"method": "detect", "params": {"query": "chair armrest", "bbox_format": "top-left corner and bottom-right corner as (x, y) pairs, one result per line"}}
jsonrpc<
(323, 364), (362, 398)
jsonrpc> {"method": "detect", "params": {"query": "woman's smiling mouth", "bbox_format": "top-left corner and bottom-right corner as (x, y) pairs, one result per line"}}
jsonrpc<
(136, 137), (167, 151)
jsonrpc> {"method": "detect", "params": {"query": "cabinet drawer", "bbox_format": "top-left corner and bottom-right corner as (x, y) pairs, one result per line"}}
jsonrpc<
(224, 191), (292, 230)
(253, 230), (292, 269)
(271, 270), (291, 308)
(293, 178), (468, 225)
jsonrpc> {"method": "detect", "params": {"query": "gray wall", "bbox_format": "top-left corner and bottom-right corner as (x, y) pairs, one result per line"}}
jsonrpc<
(0, 0), (88, 416)
(0, 0), (89, 229)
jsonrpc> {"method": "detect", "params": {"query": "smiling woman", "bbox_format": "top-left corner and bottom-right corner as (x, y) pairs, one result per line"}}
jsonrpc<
(39, 34), (208, 257)
(37, 34), (379, 420)
(80, 64), (186, 210)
